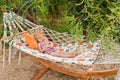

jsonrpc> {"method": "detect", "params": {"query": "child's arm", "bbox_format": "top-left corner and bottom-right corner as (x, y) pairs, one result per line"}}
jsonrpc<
(38, 42), (52, 53)
(38, 43), (42, 52)
(41, 45), (50, 52)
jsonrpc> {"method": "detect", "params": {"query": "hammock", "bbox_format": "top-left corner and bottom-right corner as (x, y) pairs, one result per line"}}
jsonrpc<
(1, 12), (120, 65)
(1, 12), (100, 65)
(1, 12), (120, 80)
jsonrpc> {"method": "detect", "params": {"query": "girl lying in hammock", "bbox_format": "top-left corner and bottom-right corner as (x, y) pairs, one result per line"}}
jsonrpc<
(34, 34), (81, 58)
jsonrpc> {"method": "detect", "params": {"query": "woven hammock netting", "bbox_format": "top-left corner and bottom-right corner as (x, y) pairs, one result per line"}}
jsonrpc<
(1, 12), (120, 65)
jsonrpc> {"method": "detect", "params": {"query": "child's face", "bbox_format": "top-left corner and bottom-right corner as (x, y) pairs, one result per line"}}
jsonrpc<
(35, 35), (43, 42)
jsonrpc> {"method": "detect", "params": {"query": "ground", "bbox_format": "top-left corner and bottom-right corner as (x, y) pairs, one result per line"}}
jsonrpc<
(0, 53), (117, 80)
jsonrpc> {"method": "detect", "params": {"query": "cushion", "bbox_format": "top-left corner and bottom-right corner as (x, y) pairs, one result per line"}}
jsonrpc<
(23, 32), (38, 49)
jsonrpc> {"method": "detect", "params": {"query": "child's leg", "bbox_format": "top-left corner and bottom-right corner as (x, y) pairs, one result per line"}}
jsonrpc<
(50, 51), (81, 58)
(50, 51), (61, 57)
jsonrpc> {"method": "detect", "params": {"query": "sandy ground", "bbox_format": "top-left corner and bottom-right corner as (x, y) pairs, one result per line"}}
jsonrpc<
(0, 53), (81, 80)
(0, 52), (117, 80)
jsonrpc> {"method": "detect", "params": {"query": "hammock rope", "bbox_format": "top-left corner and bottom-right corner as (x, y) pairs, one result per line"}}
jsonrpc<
(1, 12), (120, 66)
(116, 68), (120, 80)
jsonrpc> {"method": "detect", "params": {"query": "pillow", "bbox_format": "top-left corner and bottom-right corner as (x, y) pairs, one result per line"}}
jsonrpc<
(23, 32), (38, 49)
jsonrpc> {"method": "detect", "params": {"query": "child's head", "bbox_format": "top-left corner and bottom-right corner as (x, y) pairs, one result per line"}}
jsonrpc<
(34, 34), (45, 42)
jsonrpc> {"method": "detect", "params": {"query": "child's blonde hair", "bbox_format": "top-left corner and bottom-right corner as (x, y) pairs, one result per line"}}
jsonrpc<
(34, 34), (45, 42)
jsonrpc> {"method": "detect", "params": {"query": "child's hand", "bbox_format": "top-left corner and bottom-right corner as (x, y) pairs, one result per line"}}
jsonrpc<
(42, 44), (51, 52)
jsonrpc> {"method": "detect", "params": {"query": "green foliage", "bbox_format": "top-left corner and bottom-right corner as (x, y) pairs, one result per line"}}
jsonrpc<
(0, 26), (3, 38)
(68, 0), (120, 42)
(0, 0), (69, 36)
(0, 0), (120, 43)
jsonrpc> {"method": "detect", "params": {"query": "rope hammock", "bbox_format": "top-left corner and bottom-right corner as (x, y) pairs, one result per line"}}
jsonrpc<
(1, 12), (120, 66)
(1, 12), (120, 80)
